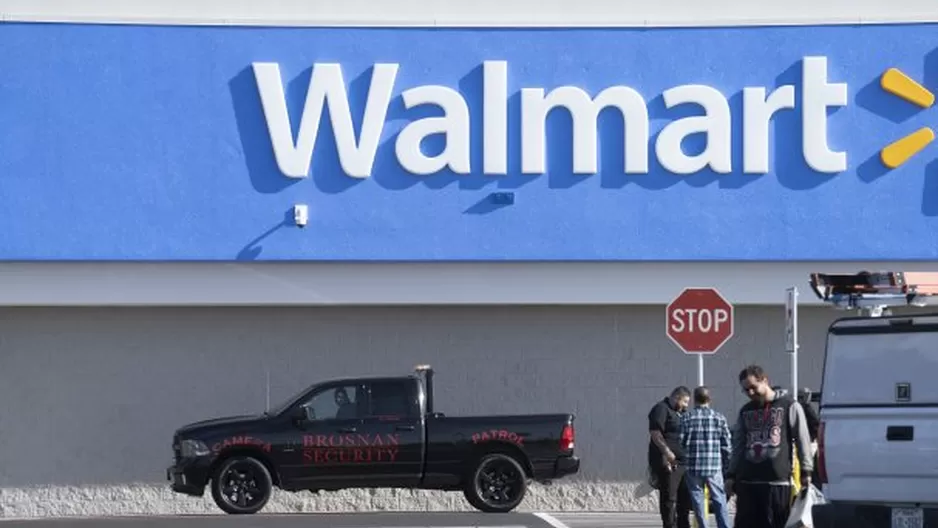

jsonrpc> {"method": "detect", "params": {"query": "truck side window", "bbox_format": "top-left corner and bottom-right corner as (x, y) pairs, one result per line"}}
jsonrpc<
(367, 381), (416, 419)
(300, 384), (361, 421)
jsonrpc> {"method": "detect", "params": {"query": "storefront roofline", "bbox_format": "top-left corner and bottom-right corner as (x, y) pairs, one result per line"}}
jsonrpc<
(0, 0), (936, 28)
(0, 261), (936, 307)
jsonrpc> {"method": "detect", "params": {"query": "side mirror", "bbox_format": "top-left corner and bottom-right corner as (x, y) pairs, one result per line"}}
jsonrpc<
(292, 407), (307, 424)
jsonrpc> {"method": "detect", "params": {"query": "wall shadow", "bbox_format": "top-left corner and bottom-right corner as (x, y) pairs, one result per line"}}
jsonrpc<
(856, 152), (889, 183)
(922, 159), (938, 217)
(370, 89), (424, 192)
(855, 77), (920, 124)
(774, 60), (841, 190)
(452, 64), (495, 191)
(543, 103), (583, 190)
(716, 91), (751, 189)
(500, 91), (539, 189)
(926, 49), (938, 103)
(293, 66), (369, 195)
(236, 208), (293, 260)
(230, 65), (373, 196)
(229, 67), (301, 194)
(919, 50), (938, 216)
(636, 96), (679, 190)
(464, 192), (515, 214)
(596, 105), (627, 189)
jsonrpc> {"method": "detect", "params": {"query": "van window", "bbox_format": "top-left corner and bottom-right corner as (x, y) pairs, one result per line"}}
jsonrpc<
(822, 317), (938, 406)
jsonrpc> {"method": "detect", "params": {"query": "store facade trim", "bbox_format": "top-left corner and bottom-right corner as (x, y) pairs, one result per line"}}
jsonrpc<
(1, 0), (936, 27)
(2, 261), (936, 306)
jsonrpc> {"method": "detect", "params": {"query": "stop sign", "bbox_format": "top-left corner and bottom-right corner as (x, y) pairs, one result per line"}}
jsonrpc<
(666, 287), (734, 354)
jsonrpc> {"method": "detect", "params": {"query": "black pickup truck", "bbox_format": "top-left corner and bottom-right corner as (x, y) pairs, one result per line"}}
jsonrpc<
(166, 365), (580, 514)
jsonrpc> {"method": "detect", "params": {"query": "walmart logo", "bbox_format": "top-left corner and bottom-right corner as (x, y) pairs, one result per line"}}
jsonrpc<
(880, 68), (936, 169)
(253, 56), (932, 180)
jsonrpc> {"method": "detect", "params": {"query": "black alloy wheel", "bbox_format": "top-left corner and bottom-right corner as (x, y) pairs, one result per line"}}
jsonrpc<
(210, 455), (273, 514)
(464, 453), (528, 513)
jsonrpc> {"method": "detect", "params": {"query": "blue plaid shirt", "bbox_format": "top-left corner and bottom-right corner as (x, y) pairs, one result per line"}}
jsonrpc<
(679, 405), (732, 477)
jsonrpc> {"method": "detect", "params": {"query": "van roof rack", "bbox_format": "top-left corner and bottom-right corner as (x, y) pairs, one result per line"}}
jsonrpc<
(809, 271), (938, 316)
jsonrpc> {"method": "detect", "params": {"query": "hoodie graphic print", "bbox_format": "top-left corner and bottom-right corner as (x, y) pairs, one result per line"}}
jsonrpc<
(729, 394), (813, 484)
(741, 404), (786, 466)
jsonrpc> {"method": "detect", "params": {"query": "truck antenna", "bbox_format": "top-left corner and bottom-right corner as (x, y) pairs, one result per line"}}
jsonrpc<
(809, 271), (938, 317)
(265, 368), (270, 412)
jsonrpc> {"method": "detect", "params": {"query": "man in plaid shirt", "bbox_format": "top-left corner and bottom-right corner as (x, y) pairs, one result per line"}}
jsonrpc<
(680, 386), (733, 528)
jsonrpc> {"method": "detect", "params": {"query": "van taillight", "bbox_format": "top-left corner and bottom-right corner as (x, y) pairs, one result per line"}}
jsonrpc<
(560, 424), (575, 451)
(816, 421), (828, 484)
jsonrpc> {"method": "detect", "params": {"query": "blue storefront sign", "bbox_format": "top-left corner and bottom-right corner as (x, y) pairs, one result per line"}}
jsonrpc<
(1, 22), (937, 260)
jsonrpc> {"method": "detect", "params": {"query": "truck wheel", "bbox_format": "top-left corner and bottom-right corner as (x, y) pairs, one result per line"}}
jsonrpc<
(210, 455), (273, 515)
(463, 453), (528, 513)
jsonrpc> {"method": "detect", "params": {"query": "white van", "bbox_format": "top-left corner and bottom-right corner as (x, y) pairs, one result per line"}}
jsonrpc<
(812, 312), (938, 528)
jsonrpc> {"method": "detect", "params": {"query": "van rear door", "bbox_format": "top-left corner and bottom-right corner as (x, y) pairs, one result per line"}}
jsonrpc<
(820, 315), (938, 505)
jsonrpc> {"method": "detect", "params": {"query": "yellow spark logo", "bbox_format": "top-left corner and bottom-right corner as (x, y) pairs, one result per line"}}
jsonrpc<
(880, 68), (936, 169)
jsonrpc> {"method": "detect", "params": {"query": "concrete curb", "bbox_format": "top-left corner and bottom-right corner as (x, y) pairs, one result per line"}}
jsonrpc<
(0, 481), (665, 518)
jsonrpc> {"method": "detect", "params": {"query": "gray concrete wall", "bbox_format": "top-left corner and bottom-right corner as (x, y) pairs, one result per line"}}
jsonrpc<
(0, 305), (840, 516)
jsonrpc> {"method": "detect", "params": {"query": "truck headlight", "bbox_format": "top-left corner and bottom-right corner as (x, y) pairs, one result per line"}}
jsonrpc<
(179, 439), (210, 458)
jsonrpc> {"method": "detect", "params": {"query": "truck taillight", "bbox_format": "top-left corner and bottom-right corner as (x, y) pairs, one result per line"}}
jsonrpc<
(560, 424), (575, 451)
(816, 421), (828, 484)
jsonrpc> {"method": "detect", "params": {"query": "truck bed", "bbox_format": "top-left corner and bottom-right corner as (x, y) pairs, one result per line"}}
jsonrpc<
(422, 413), (577, 488)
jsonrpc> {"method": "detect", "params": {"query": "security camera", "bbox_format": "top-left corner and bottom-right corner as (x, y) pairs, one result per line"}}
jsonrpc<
(293, 204), (308, 228)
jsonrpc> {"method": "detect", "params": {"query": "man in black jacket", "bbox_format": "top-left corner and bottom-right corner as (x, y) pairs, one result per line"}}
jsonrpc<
(798, 387), (820, 442)
(726, 365), (814, 528)
(648, 386), (693, 528)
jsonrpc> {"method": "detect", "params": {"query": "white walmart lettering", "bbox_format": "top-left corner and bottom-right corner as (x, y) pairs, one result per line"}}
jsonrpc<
(252, 57), (848, 179)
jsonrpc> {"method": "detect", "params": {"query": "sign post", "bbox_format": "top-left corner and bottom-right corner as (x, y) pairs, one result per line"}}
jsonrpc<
(785, 287), (799, 393)
(697, 351), (704, 386)
(666, 287), (735, 386)
(666, 287), (734, 528)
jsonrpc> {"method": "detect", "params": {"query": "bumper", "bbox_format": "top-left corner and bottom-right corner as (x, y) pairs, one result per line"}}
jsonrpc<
(813, 501), (938, 528)
(166, 460), (210, 496)
(553, 455), (580, 479)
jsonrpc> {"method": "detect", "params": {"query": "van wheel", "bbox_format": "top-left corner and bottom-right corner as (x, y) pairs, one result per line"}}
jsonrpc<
(210, 455), (273, 514)
(463, 453), (528, 513)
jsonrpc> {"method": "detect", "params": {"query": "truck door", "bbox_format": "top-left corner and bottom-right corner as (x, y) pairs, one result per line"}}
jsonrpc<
(350, 379), (424, 487)
(820, 315), (938, 506)
(277, 381), (367, 489)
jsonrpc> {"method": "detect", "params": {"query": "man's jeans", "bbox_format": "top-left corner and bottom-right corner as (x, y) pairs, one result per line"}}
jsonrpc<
(684, 470), (731, 528)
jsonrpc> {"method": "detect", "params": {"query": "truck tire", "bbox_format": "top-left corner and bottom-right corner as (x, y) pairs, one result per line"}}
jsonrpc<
(210, 455), (273, 515)
(463, 452), (528, 513)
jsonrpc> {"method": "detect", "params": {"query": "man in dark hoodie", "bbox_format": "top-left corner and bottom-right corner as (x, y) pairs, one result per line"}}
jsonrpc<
(725, 365), (813, 528)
